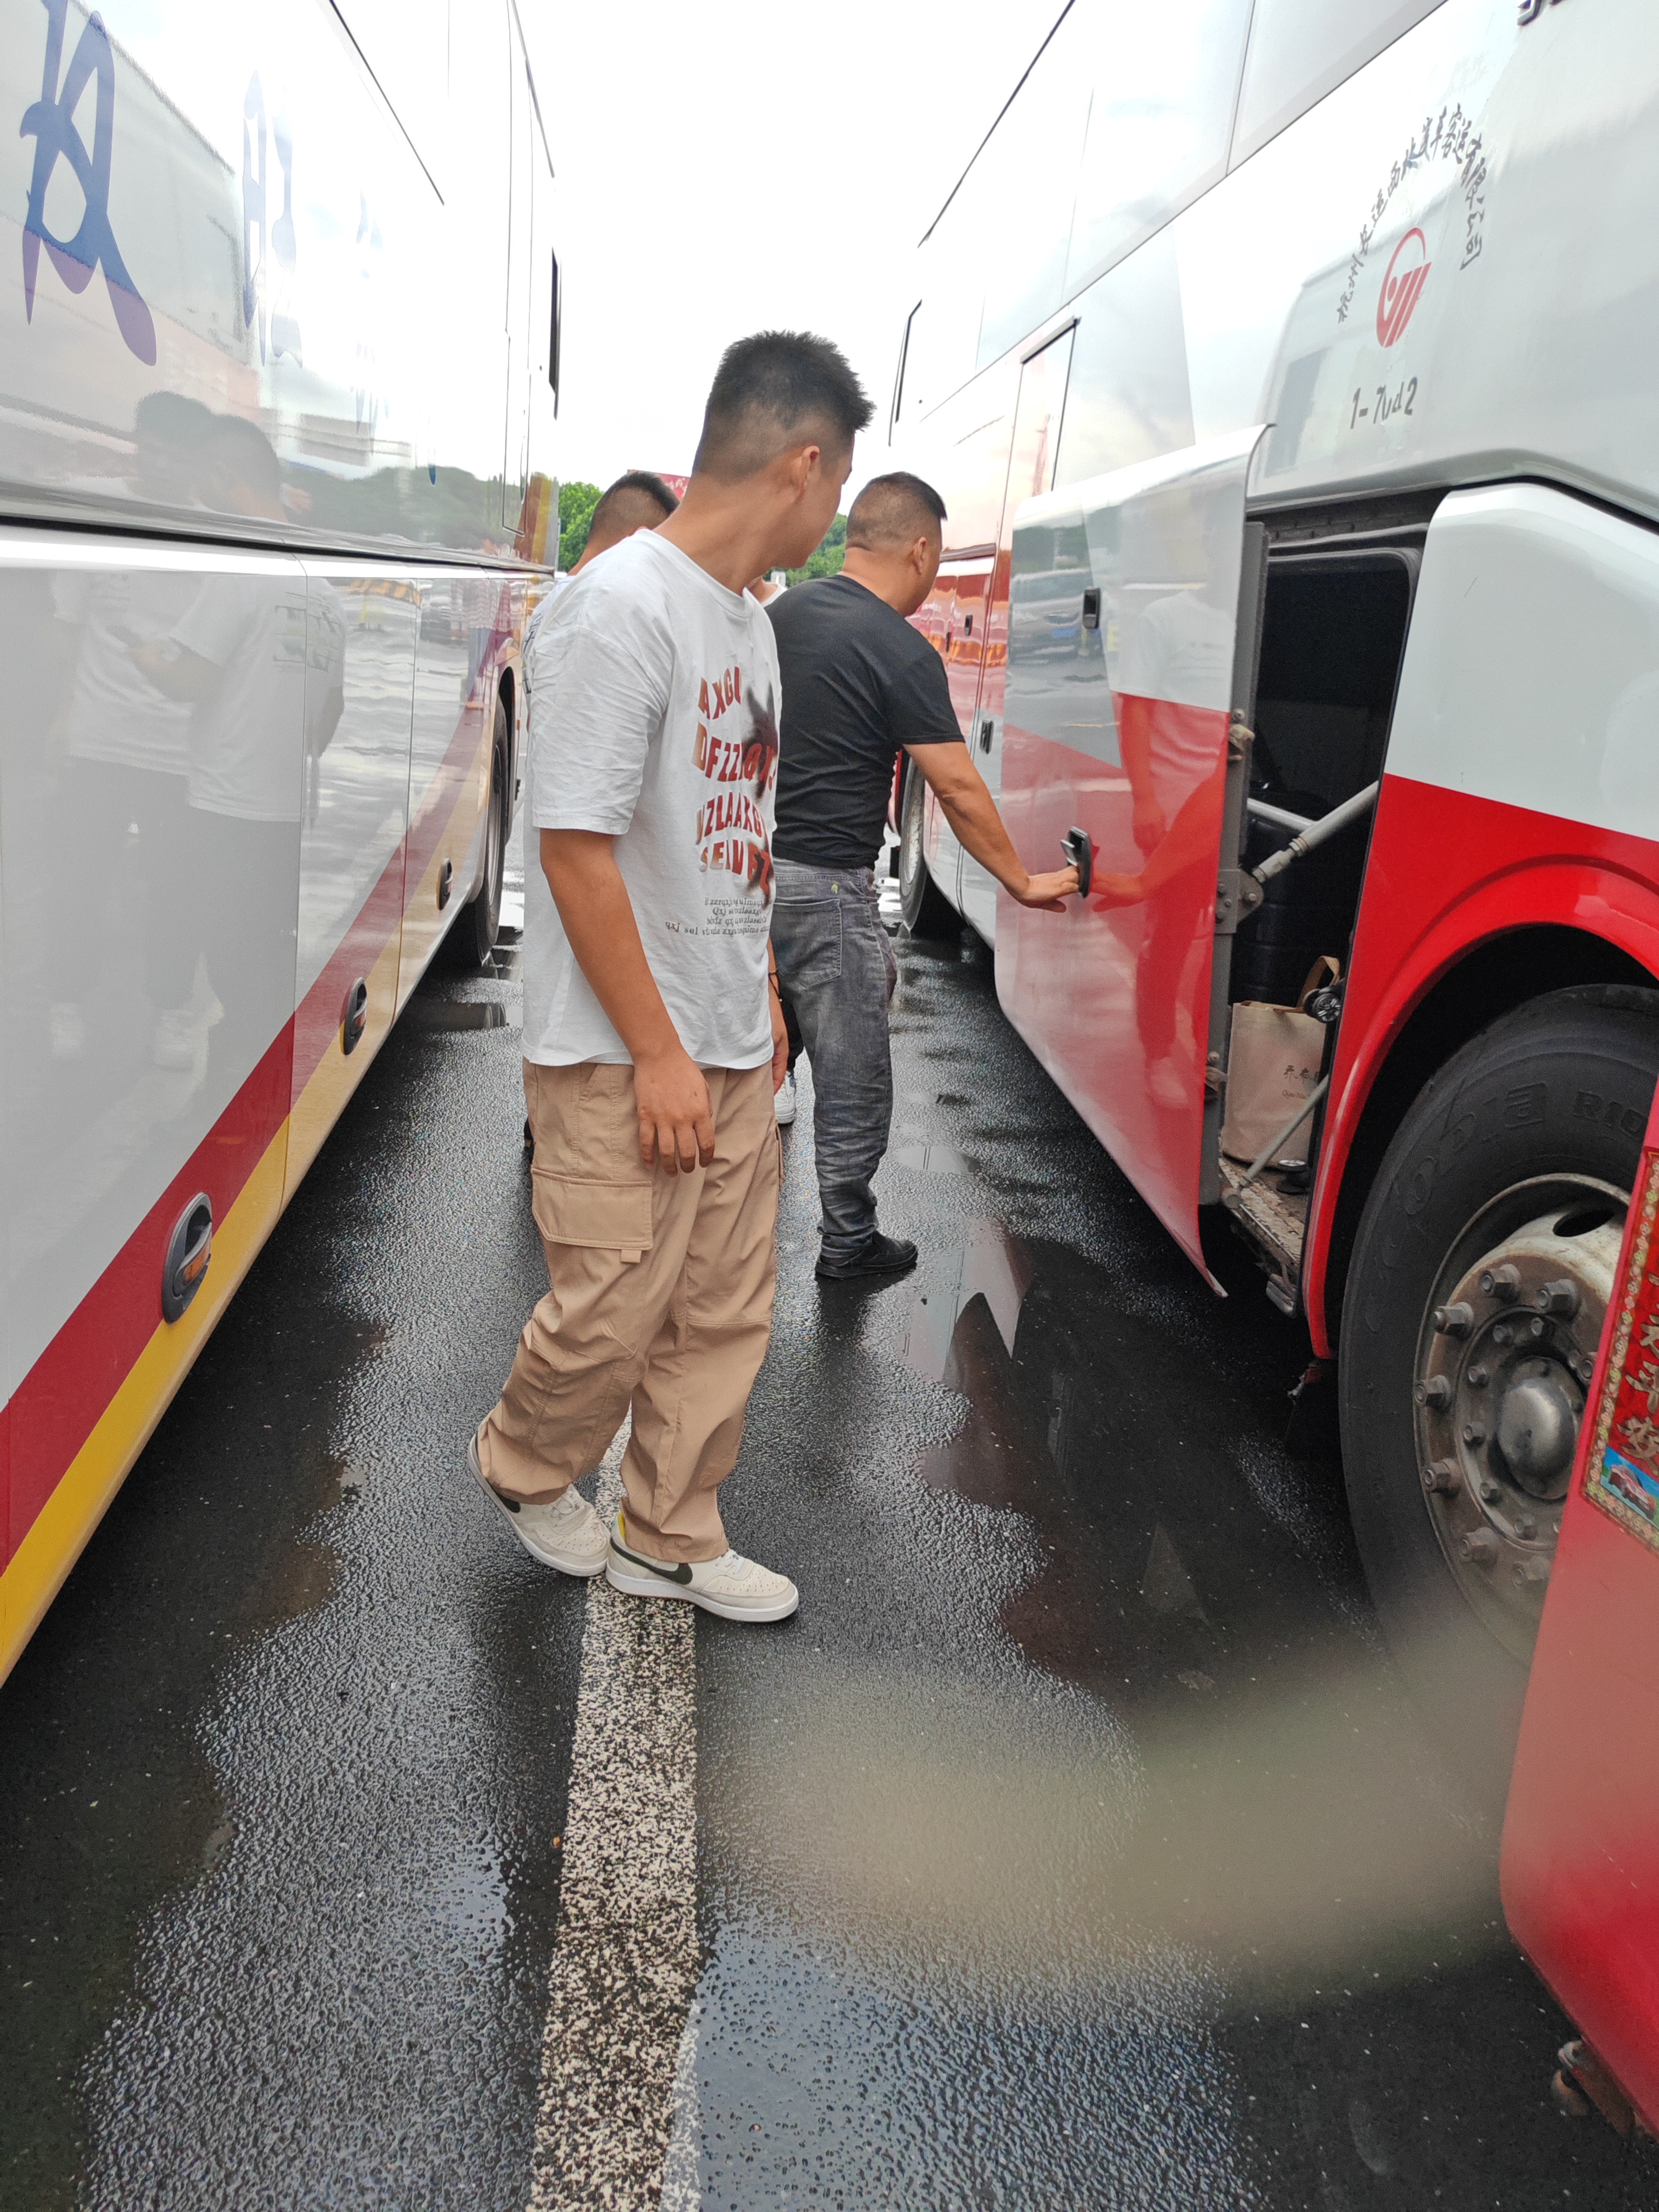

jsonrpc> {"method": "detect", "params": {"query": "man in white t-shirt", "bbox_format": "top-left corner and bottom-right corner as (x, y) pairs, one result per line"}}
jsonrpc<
(523, 470), (680, 673)
(471, 333), (872, 1623)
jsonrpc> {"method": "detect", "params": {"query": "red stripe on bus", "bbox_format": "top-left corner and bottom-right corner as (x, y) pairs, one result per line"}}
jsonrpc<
(5, 1024), (295, 1560)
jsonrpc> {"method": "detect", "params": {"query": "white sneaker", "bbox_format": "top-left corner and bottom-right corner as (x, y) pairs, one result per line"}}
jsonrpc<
(606, 1513), (799, 1622)
(774, 1069), (797, 1126)
(466, 1433), (609, 1577)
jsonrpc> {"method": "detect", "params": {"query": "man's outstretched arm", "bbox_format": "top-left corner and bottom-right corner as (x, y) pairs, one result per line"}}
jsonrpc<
(541, 828), (714, 1172)
(908, 743), (1078, 910)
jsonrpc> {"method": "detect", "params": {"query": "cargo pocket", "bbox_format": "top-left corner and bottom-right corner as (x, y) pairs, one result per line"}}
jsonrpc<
(531, 1171), (654, 1263)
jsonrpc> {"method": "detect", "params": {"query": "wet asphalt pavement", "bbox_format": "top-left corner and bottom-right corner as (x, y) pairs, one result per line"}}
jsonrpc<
(2, 865), (1653, 2209)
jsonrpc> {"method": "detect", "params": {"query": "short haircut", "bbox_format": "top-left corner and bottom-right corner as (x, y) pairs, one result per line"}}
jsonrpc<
(693, 331), (873, 483)
(205, 413), (282, 501)
(846, 471), (947, 551)
(586, 469), (679, 551)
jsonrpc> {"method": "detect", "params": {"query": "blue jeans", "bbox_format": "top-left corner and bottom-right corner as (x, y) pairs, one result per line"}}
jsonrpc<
(771, 858), (898, 1263)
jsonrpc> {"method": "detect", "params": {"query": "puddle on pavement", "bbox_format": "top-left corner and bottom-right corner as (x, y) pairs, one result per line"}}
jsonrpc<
(720, 1218), (1510, 2014)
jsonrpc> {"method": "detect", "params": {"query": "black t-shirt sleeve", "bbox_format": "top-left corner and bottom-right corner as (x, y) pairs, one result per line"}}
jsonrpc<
(883, 632), (966, 747)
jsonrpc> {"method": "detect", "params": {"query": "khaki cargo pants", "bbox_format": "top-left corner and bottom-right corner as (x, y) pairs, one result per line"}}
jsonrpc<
(477, 1059), (780, 1563)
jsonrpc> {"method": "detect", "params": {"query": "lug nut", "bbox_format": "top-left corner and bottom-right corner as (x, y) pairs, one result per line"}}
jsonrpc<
(1493, 1324), (1514, 1347)
(1415, 1375), (1453, 1410)
(1515, 1512), (1537, 1539)
(1461, 1528), (1500, 1565)
(1462, 1420), (1487, 1445)
(1468, 1364), (1491, 1388)
(1424, 1460), (1462, 1495)
(1481, 1264), (1522, 1303)
(1527, 1316), (1546, 1340)
(1513, 1555), (1550, 1588)
(1434, 1302), (1474, 1337)
(1577, 1357), (1596, 1385)
(1480, 1478), (1502, 1503)
(1535, 1279), (1581, 1318)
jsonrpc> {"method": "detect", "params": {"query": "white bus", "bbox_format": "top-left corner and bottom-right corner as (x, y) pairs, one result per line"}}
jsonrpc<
(1, 0), (559, 1678)
(891, 0), (1659, 1754)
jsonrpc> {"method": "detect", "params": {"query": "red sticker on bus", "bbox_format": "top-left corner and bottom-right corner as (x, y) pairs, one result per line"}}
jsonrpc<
(1377, 229), (1432, 347)
(1582, 1148), (1659, 1556)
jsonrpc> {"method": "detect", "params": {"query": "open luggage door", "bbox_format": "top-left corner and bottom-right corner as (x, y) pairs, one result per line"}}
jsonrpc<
(1501, 1083), (1659, 2137)
(997, 428), (1265, 1279)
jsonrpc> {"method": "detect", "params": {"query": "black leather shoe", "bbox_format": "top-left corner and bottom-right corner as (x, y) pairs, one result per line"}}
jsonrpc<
(815, 1231), (919, 1281)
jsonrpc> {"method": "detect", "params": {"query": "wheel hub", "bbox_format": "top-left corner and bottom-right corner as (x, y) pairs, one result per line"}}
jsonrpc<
(1414, 1181), (1624, 1661)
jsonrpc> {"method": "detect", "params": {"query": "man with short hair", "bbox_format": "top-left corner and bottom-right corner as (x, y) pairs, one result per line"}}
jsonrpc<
(471, 331), (872, 1622)
(525, 471), (680, 666)
(768, 470), (1077, 1280)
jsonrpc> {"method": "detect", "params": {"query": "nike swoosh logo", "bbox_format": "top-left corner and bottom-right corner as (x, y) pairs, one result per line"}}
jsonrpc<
(610, 1537), (693, 1585)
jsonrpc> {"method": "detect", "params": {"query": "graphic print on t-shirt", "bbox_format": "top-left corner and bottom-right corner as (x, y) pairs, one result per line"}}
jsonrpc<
(693, 661), (778, 902)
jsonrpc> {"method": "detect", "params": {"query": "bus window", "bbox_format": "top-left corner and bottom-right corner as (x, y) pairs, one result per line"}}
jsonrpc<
(331, 0), (450, 190)
(1055, 230), (1196, 488)
(1231, 0), (1447, 168)
(973, 7), (1094, 371)
(1063, 0), (1252, 301)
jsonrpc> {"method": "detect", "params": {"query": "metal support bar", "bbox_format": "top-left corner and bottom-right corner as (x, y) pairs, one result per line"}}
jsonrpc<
(1252, 781), (1380, 884)
(1247, 796), (1316, 834)
(1236, 1076), (1330, 1190)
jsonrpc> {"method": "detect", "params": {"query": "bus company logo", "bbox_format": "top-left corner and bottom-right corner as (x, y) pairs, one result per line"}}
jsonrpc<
(1377, 230), (1431, 347)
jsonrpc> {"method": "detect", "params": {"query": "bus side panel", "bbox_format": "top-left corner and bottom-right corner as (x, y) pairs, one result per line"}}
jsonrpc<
(962, 327), (1075, 947)
(997, 432), (1258, 1277)
(285, 564), (415, 1198)
(0, 532), (304, 1673)
(397, 574), (497, 1009)
(1307, 485), (1659, 1354)
(910, 559), (995, 917)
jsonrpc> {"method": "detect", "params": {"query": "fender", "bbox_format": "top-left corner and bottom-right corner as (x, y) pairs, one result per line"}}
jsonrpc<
(1304, 774), (1659, 1356)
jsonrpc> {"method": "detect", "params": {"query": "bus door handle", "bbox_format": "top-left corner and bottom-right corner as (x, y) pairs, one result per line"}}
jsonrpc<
(1062, 827), (1092, 898)
(161, 1193), (213, 1322)
(979, 717), (993, 754)
(1081, 588), (1101, 631)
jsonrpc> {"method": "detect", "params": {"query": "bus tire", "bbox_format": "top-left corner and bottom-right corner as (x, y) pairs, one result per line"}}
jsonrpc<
(899, 761), (957, 938)
(456, 697), (509, 970)
(1338, 984), (1659, 1804)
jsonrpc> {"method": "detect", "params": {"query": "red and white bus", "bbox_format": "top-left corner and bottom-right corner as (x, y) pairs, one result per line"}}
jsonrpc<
(892, 0), (1659, 1766)
(0, 0), (559, 1679)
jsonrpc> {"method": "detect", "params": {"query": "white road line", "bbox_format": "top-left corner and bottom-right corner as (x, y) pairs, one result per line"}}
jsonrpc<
(527, 1435), (700, 2211)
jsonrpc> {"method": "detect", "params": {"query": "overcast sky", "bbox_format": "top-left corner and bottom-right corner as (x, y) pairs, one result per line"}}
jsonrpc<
(517, 0), (1063, 506)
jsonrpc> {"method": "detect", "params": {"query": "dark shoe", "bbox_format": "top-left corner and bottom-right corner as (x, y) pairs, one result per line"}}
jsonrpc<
(815, 1231), (918, 1281)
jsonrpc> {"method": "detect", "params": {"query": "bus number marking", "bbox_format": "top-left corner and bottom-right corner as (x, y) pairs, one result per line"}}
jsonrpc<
(1518, 0), (1566, 24)
(1350, 379), (1418, 431)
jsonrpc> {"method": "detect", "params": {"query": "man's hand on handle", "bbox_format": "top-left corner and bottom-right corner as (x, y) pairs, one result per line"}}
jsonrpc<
(908, 743), (1084, 913)
(1008, 865), (1080, 913)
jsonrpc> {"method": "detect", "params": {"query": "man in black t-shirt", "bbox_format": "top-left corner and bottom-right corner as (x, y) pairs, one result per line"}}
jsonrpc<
(768, 471), (1077, 1280)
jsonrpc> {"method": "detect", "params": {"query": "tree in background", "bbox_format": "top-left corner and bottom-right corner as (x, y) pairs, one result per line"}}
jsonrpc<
(557, 480), (602, 571)
(786, 514), (846, 588)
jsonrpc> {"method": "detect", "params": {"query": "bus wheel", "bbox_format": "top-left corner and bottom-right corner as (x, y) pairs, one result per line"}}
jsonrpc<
(457, 698), (509, 970)
(1339, 984), (1659, 1796)
(899, 763), (956, 937)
